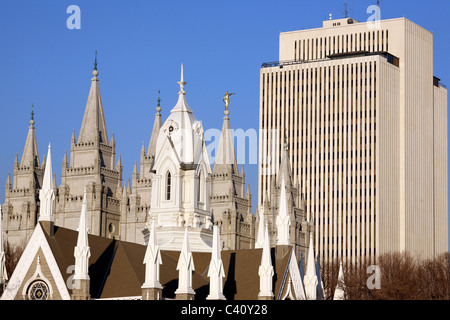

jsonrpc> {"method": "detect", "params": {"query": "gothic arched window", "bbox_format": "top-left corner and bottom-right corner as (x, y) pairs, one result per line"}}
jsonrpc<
(166, 171), (172, 200)
(28, 280), (49, 300)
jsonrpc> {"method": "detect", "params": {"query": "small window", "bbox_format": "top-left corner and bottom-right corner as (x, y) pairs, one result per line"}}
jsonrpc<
(166, 171), (172, 200)
(28, 281), (49, 300)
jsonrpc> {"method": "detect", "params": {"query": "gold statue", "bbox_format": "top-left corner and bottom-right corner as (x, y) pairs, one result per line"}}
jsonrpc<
(223, 91), (235, 110)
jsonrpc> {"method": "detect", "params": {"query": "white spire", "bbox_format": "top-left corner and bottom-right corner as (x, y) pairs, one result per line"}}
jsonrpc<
(206, 225), (226, 300)
(255, 206), (265, 249)
(258, 223), (274, 299)
(0, 205), (8, 285)
(304, 233), (318, 300)
(38, 143), (55, 223)
(276, 174), (291, 246)
(175, 227), (195, 296)
(172, 63), (193, 113)
(73, 189), (91, 280)
(333, 260), (346, 300)
(142, 219), (163, 289)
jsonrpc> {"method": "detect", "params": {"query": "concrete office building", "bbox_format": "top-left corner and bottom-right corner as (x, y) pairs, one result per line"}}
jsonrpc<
(258, 17), (448, 262)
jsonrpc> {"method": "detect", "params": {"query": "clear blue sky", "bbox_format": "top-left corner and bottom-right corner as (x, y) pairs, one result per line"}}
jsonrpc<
(0, 0), (449, 248)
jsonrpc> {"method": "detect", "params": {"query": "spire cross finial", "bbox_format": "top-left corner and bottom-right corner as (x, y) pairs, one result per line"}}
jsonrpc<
(30, 104), (35, 126)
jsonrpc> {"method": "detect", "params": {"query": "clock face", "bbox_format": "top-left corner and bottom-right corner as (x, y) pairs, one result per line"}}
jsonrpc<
(29, 281), (49, 300)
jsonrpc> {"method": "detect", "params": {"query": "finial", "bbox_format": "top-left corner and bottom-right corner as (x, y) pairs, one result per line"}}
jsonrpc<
(92, 50), (99, 77)
(329, 13), (332, 20)
(177, 63), (186, 95)
(156, 89), (161, 113)
(30, 104), (35, 126)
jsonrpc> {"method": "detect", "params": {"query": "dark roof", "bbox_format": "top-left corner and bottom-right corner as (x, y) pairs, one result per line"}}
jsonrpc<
(41, 223), (291, 300)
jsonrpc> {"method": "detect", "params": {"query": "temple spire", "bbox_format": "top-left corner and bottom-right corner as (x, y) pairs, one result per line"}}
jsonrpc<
(255, 206), (266, 249)
(206, 225), (226, 300)
(333, 260), (346, 300)
(172, 64), (193, 113)
(175, 227), (195, 300)
(74, 189), (91, 280)
(78, 52), (109, 144)
(213, 101), (239, 174)
(258, 222), (274, 300)
(148, 91), (163, 158)
(276, 174), (291, 246)
(38, 144), (55, 224)
(304, 233), (318, 300)
(20, 104), (40, 168)
(0, 205), (8, 293)
(142, 219), (163, 298)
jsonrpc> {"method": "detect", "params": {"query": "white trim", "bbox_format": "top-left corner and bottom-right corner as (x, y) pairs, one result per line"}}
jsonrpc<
(1, 224), (71, 300)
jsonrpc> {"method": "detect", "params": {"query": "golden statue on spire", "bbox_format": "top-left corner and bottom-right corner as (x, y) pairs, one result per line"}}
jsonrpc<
(223, 91), (235, 110)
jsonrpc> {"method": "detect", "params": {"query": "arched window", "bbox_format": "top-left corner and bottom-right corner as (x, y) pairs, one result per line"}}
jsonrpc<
(166, 171), (171, 200)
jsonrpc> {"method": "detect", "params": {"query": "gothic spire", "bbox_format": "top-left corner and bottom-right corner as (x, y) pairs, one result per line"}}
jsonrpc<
(74, 189), (91, 281)
(0, 205), (8, 288)
(206, 225), (226, 300)
(213, 102), (239, 174)
(175, 227), (196, 297)
(276, 174), (291, 246)
(172, 64), (193, 114)
(333, 260), (346, 300)
(20, 105), (40, 168)
(258, 222), (274, 299)
(304, 233), (318, 300)
(255, 206), (266, 249)
(142, 219), (163, 290)
(38, 144), (55, 223)
(148, 91), (163, 158)
(78, 52), (109, 145)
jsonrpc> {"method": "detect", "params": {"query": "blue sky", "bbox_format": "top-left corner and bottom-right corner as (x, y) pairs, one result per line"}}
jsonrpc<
(0, 0), (449, 247)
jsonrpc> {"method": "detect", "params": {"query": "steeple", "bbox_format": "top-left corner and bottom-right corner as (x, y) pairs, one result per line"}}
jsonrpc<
(255, 206), (266, 249)
(304, 233), (318, 300)
(142, 219), (163, 300)
(78, 52), (109, 144)
(0, 205), (8, 294)
(175, 227), (196, 300)
(206, 225), (226, 300)
(148, 90), (163, 158)
(20, 105), (40, 168)
(276, 133), (292, 187)
(38, 144), (55, 234)
(72, 189), (91, 300)
(172, 64), (193, 114)
(213, 98), (239, 174)
(333, 260), (346, 300)
(258, 223), (274, 300)
(276, 174), (291, 246)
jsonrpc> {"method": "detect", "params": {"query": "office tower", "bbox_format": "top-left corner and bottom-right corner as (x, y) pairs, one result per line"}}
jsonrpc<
(258, 17), (448, 262)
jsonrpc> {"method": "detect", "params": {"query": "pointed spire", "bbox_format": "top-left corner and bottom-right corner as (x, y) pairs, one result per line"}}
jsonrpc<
(246, 184), (251, 199)
(255, 206), (266, 249)
(333, 260), (346, 300)
(41, 154), (46, 170)
(6, 172), (12, 190)
(276, 136), (293, 188)
(20, 105), (40, 168)
(213, 102), (238, 174)
(78, 52), (109, 144)
(304, 233), (318, 300)
(116, 154), (122, 171)
(172, 64), (193, 114)
(14, 154), (19, 168)
(206, 225), (226, 300)
(71, 130), (76, 144)
(315, 256), (324, 300)
(133, 161), (138, 178)
(74, 189), (91, 281)
(175, 227), (196, 298)
(0, 205), (8, 287)
(276, 174), (291, 246)
(140, 141), (146, 158)
(63, 150), (68, 169)
(148, 91), (163, 157)
(258, 223), (274, 299)
(38, 144), (55, 223)
(142, 219), (163, 290)
(110, 132), (116, 147)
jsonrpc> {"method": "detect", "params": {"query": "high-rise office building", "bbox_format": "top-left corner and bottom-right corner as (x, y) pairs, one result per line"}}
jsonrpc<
(258, 17), (448, 262)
